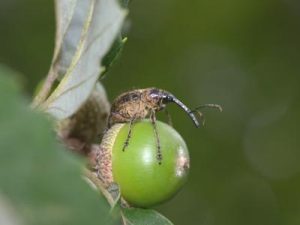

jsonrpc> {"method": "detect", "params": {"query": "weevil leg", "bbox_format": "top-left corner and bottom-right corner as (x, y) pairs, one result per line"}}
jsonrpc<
(150, 111), (162, 164)
(122, 116), (136, 151)
(164, 108), (173, 127)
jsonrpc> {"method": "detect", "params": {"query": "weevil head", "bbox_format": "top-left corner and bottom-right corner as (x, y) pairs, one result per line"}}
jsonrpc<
(146, 88), (200, 127)
(143, 88), (165, 111)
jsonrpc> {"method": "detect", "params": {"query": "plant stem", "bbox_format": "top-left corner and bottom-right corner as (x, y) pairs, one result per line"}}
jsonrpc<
(84, 169), (116, 207)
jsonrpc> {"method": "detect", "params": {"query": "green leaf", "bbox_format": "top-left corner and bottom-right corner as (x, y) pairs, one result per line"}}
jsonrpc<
(0, 66), (117, 225)
(122, 208), (174, 225)
(39, 0), (127, 119)
(119, 0), (130, 8)
(101, 36), (127, 78)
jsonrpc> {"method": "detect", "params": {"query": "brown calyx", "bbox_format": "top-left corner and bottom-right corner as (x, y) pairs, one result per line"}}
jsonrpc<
(95, 123), (124, 187)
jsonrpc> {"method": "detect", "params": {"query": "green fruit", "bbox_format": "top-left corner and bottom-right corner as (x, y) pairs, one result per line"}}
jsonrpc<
(98, 119), (190, 208)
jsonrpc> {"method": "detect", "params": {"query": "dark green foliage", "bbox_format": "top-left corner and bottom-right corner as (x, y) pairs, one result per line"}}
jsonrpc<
(122, 208), (173, 225)
(101, 36), (127, 79)
(0, 68), (116, 225)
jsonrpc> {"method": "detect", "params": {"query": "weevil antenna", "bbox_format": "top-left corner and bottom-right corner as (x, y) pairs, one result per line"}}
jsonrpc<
(191, 104), (223, 112)
(190, 104), (223, 126)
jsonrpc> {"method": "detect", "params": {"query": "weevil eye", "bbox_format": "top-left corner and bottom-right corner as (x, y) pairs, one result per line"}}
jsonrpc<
(149, 88), (161, 100)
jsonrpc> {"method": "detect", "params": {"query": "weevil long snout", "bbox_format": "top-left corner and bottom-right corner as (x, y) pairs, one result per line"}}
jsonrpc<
(160, 91), (200, 127)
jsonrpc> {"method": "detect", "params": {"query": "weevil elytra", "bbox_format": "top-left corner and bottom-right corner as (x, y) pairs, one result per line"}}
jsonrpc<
(107, 87), (222, 163)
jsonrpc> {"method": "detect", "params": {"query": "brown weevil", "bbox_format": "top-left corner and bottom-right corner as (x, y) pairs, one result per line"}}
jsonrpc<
(107, 87), (222, 164)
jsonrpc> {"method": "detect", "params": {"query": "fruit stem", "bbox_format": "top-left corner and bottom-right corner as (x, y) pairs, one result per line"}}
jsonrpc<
(84, 169), (116, 207)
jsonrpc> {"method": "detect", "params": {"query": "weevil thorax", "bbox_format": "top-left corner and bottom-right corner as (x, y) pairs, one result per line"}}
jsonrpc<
(108, 89), (156, 127)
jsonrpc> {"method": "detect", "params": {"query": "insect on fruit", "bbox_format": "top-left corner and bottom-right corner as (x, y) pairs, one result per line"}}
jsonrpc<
(107, 87), (222, 163)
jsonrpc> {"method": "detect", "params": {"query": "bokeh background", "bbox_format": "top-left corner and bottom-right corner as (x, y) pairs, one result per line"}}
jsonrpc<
(1, 0), (300, 224)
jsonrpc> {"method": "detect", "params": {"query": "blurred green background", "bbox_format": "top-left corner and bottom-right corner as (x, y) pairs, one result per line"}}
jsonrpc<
(1, 0), (300, 224)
